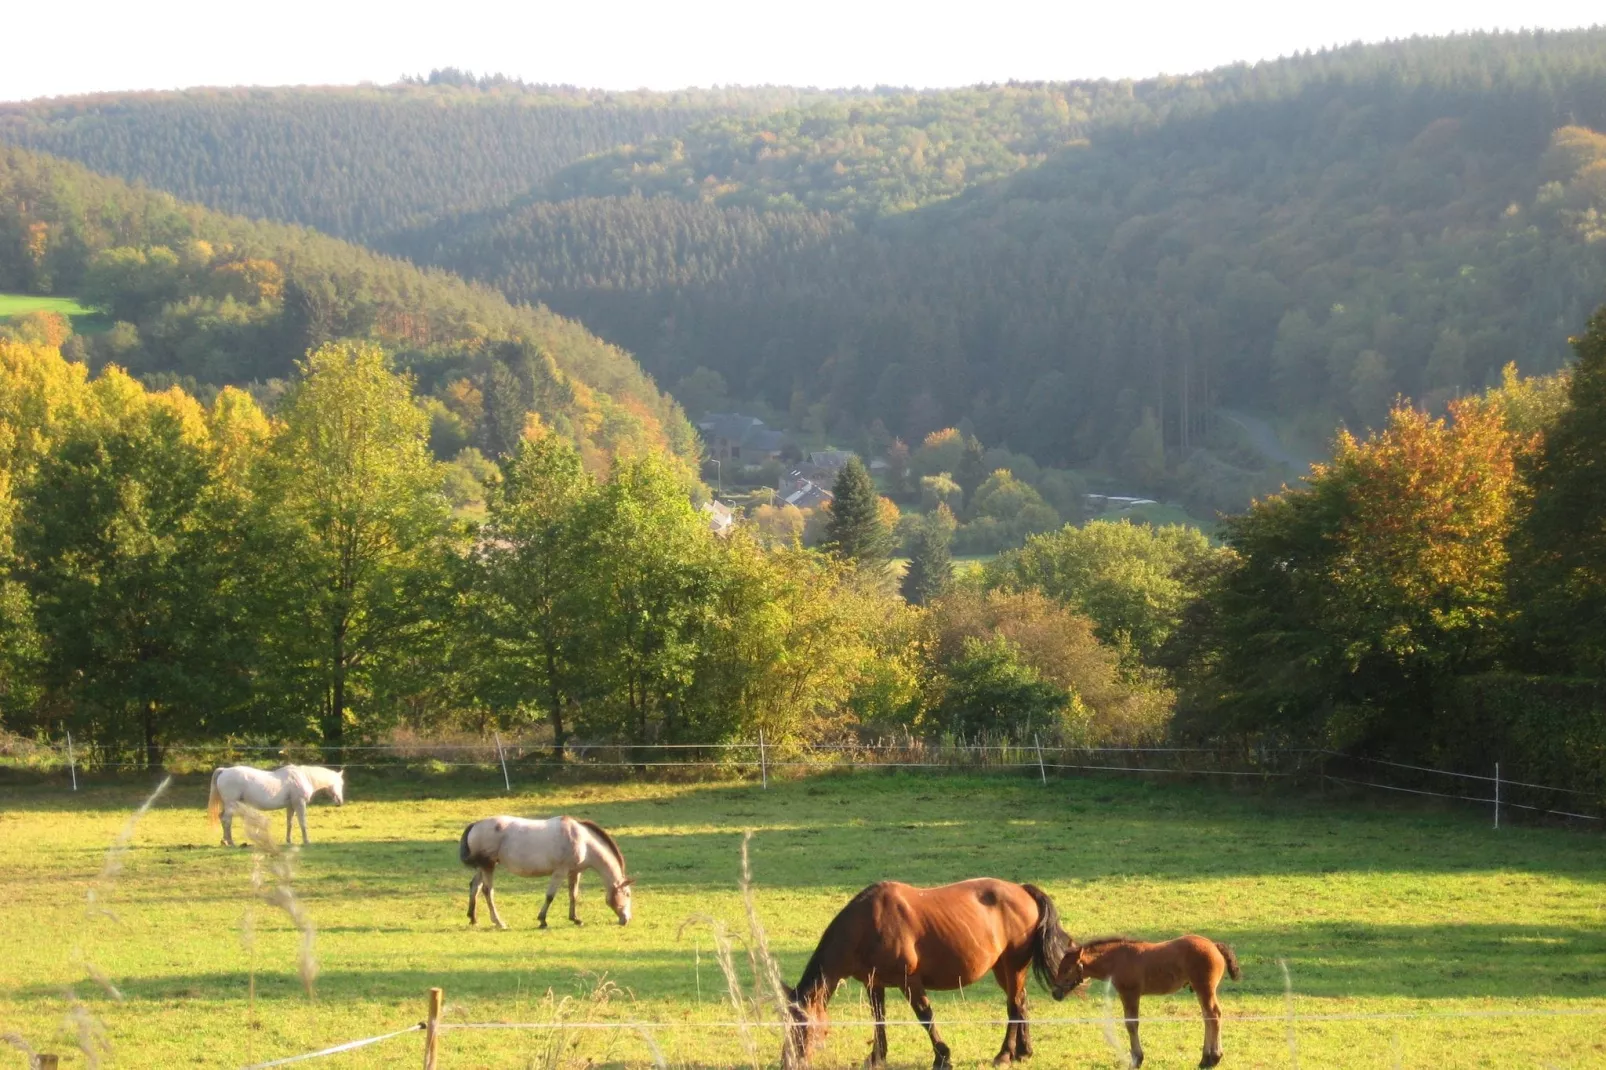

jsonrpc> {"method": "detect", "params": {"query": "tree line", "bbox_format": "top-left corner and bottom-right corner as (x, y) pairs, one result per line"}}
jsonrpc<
(0, 333), (1171, 766)
(5, 307), (1605, 801)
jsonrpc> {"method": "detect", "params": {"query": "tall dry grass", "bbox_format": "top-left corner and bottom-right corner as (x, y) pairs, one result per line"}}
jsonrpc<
(237, 803), (319, 997)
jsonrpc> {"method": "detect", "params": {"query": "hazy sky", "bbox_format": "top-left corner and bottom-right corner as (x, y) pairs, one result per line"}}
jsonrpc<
(3, 0), (1602, 102)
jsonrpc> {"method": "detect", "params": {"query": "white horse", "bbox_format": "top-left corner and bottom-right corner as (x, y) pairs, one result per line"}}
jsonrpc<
(459, 815), (634, 929)
(208, 764), (346, 846)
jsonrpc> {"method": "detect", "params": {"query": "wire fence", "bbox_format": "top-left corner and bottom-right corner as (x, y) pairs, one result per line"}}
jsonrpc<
(7, 733), (1602, 826)
(235, 1002), (1606, 1069)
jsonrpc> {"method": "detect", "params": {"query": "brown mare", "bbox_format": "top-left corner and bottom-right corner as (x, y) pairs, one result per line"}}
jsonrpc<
(782, 879), (1074, 1070)
(1051, 934), (1241, 1069)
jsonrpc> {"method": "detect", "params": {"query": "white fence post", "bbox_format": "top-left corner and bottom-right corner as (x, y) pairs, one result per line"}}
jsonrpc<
(758, 730), (768, 790)
(66, 731), (78, 791)
(1493, 761), (1500, 830)
(1034, 734), (1047, 785)
(493, 731), (510, 793)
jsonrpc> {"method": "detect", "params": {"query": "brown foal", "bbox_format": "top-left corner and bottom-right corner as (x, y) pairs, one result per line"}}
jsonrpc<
(1051, 934), (1241, 1069)
(782, 878), (1075, 1070)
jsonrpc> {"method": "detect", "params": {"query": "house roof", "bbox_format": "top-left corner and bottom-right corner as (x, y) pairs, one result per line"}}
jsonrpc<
(698, 413), (788, 453)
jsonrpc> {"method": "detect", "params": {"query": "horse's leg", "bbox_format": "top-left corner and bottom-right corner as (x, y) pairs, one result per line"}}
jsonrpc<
(285, 802), (294, 846)
(904, 982), (951, 1070)
(483, 866), (507, 930)
(297, 799), (310, 846)
(566, 869), (583, 925)
(467, 871), (482, 925)
(867, 983), (888, 1068)
(221, 802), (233, 847)
(990, 963), (1030, 1064)
(1119, 988), (1144, 1069)
(1197, 983), (1224, 1069)
(537, 872), (561, 929)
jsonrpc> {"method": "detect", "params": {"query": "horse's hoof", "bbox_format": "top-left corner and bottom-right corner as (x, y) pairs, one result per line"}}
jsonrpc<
(570, 918), (583, 926)
(1199, 1056), (1222, 1069)
(992, 1056), (1012, 1068)
(495, 923), (509, 931)
(538, 920), (548, 929)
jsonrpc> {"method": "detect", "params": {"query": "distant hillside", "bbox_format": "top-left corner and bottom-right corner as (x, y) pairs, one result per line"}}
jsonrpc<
(0, 83), (832, 244)
(11, 37), (1606, 516)
(384, 31), (1606, 512)
(0, 146), (698, 472)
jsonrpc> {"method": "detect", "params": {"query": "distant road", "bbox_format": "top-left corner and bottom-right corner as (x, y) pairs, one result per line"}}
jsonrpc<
(1218, 409), (1312, 471)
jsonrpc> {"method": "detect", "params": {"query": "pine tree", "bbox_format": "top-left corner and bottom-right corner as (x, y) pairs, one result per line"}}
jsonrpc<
(900, 514), (954, 605)
(824, 456), (892, 569)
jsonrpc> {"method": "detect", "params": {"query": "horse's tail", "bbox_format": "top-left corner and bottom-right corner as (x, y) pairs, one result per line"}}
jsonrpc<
(207, 768), (224, 826)
(1215, 941), (1242, 982)
(459, 821), (494, 869)
(1023, 883), (1071, 993)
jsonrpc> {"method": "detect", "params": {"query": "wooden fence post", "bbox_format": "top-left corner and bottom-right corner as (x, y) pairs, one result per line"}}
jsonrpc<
(423, 986), (443, 1069)
(758, 730), (768, 790)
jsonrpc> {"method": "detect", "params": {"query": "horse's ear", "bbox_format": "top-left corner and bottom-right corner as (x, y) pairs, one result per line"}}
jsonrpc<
(618, 877), (636, 888)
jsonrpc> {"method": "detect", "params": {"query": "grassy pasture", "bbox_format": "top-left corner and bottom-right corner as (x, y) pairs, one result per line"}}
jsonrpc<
(0, 771), (1602, 1068)
(0, 292), (109, 334)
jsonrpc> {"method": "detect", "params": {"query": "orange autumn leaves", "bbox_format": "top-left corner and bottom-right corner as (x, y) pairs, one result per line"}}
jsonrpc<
(1317, 399), (1521, 657)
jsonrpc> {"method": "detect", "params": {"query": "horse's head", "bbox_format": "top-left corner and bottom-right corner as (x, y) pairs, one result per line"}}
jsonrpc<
(779, 984), (822, 1070)
(1050, 941), (1087, 1001)
(328, 768), (346, 806)
(605, 876), (635, 925)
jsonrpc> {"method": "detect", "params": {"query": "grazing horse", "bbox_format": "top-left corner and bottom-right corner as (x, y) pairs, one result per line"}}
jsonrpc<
(207, 764), (346, 846)
(1051, 934), (1242, 1069)
(459, 815), (634, 928)
(782, 879), (1075, 1070)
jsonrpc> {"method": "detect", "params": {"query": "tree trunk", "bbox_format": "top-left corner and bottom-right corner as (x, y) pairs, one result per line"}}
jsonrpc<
(325, 624), (347, 764)
(545, 641), (567, 761)
(143, 702), (161, 770)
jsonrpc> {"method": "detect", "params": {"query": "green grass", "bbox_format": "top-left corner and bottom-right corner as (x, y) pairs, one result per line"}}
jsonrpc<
(1, 771), (1602, 1067)
(0, 292), (110, 334)
(1090, 503), (1217, 534)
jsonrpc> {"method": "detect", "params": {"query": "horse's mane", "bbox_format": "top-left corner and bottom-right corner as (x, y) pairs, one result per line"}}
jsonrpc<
(1080, 935), (1133, 951)
(577, 819), (626, 873)
(795, 883), (881, 1005)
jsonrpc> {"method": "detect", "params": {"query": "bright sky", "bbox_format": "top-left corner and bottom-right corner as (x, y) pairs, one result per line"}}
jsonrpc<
(3, 0), (1602, 102)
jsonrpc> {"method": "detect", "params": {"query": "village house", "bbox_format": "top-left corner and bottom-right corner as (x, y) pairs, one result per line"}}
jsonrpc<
(697, 413), (788, 468)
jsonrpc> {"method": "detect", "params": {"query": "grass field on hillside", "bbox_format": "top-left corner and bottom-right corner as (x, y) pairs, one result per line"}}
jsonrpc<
(1, 771), (1602, 1068)
(0, 292), (108, 334)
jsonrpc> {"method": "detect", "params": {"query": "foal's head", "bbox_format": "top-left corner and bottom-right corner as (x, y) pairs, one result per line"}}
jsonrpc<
(1050, 941), (1089, 1001)
(604, 877), (636, 925)
(779, 984), (824, 1069)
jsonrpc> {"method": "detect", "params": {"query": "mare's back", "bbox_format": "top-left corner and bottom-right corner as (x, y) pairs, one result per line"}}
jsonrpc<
(489, 815), (571, 876)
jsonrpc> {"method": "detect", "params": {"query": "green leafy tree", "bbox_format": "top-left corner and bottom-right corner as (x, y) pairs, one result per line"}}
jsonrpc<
(265, 341), (453, 748)
(1512, 307), (1606, 671)
(15, 380), (244, 765)
(475, 432), (595, 754)
(930, 634), (1070, 741)
(578, 454), (720, 744)
(1166, 398), (1519, 752)
(987, 519), (1220, 662)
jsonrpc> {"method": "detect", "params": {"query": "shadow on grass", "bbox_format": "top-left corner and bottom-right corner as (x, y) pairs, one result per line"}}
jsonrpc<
(5, 772), (1604, 888)
(21, 921), (1606, 1006)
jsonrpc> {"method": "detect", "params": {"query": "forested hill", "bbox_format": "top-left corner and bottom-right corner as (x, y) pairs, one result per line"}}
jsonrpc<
(0, 82), (831, 245)
(386, 31), (1606, 512)
(0, 146), (699, 473)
